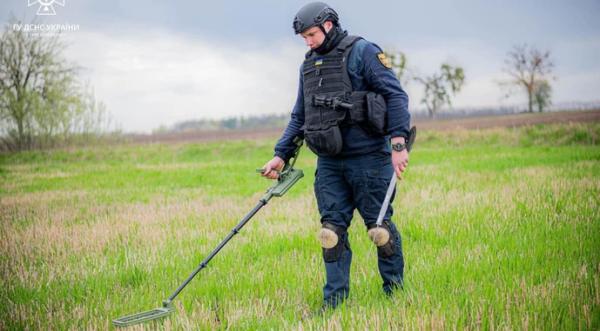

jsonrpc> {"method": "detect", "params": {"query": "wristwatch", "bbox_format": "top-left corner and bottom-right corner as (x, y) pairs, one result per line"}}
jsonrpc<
(391, 142), (406, 152)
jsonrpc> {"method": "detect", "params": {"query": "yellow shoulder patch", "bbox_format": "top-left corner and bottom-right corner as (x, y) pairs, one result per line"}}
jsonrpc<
(377, 52), (392, 69)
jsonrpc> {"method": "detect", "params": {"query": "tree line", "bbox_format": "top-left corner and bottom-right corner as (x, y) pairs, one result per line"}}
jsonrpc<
(153, 114), (289, 134)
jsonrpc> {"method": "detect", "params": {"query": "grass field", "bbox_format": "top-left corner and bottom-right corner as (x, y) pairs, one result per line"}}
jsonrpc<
(1, 122), (599, 330)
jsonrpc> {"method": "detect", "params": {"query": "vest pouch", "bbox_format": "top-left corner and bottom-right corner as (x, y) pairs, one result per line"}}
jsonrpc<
(347, 91), (368, 123)
(305, 125), (343, 156)
(365, 92), (387, 136)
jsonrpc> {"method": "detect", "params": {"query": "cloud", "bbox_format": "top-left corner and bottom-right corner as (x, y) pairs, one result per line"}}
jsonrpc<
(63, 28), (305, 133)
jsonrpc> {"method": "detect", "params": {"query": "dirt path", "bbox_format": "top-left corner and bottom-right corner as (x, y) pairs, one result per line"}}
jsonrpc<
(413, 109), (600, 131)
(128, 110), (600, 144)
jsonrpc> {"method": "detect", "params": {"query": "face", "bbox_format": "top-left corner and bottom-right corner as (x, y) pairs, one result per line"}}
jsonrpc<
(300, 21), (333, 49)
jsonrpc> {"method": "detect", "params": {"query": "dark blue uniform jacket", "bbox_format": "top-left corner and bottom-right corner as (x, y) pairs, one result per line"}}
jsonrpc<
(274, 39), (410, 161)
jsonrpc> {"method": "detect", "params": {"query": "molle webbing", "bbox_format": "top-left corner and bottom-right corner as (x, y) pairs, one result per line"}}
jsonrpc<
(302, 36), (362, 130)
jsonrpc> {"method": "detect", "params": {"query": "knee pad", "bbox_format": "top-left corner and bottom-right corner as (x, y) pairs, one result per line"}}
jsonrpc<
(318, 222), (339, 249)
(367, 221), (396, 258)
(367, 225), (390, 247)
(318, 222), (346, 262)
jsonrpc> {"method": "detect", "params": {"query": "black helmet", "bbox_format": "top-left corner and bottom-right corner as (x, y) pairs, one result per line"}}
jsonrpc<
(293, 2), (339, 34)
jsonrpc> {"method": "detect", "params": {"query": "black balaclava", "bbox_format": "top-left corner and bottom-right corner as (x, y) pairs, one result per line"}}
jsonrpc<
(313, 24), (348, 55)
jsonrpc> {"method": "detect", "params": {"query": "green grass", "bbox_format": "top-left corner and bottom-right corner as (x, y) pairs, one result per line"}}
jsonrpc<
(1, 122), (599, 330)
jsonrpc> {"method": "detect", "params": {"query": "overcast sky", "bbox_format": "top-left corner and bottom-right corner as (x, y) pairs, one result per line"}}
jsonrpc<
(2, 0), (599, 132)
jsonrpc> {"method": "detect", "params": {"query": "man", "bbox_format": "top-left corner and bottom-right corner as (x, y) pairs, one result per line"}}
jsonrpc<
(261, 2), (411, 309)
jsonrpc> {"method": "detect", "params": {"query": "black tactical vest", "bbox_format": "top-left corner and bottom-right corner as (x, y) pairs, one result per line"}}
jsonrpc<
(302, 35), (387, 156)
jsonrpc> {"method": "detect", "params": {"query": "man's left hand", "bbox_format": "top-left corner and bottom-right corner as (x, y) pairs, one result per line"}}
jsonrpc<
(391, 137), (409, 179)
(392, 149), (409, 179)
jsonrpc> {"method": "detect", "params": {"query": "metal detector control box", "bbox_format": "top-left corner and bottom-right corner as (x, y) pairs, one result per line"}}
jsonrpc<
(262, 167), (304, 201)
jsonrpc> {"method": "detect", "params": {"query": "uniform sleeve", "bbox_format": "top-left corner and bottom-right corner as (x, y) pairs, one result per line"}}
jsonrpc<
(361, 43), (411, 139)
(274, 65), (305, 162)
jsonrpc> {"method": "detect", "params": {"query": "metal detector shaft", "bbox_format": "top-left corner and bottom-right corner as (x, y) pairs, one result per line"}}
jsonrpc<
(374, 126), (417, 227)
(166, 198), (267, 303)
(375, 175), (397, 227)
(165, 138), (305, 304)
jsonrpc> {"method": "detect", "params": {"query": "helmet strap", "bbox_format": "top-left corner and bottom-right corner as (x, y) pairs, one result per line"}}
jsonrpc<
(319, 24), (327, 35)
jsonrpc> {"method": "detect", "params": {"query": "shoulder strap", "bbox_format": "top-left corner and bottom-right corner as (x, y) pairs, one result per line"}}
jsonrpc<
(338, 35), (363, 93)
(336, 35), (362, 52)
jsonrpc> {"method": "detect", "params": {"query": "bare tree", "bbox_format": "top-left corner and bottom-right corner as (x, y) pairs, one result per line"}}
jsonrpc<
(414, 63), (465, 118)
(502, 44), (554, 113)
(0, 18), (111, 150)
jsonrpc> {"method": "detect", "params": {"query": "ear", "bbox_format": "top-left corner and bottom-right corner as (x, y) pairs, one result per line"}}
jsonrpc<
(323, 21), (334, 33)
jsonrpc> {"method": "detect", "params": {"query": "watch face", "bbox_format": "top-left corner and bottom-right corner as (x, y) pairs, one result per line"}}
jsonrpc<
(392, 143), (406, 151)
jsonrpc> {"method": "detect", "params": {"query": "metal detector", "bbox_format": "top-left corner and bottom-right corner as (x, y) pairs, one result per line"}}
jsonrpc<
(113, 138), (304, 327)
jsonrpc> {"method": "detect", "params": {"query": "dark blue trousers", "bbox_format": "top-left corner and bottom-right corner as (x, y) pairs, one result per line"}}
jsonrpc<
(314, 151), (404, 307)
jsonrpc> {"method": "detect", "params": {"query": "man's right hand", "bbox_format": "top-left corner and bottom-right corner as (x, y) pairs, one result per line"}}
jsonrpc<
(260, 156), (285, 179)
